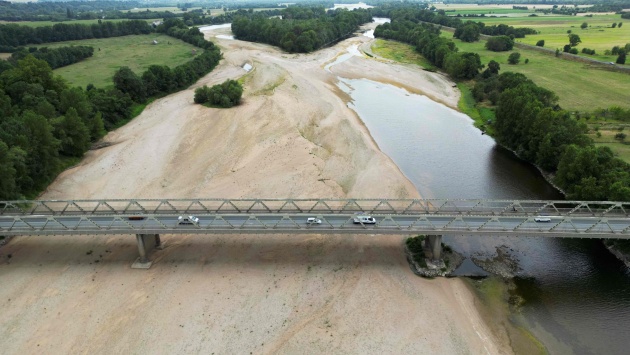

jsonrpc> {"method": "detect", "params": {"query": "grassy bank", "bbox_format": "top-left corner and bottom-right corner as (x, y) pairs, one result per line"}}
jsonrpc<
(370, 39), (436, 70)
(41, 34), (201, 88)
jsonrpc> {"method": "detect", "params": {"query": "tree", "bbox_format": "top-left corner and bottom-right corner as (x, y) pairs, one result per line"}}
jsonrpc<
(113, 67), (146, 103)
(612, 23), (618, 28)
(455, 22), (480, 42)
(51, 108), (90, 157)
(619, 22), (623, 28)
(617, 49), (627, 65)
(0, 140), (17, 199)
(536, 39), (545, 47)
(486, 60), (500, 75)
(485, 36), (514, 51)
(568, 33), (581, 47)
(580, 22), (588, 29)
(508, 52), (521, 64)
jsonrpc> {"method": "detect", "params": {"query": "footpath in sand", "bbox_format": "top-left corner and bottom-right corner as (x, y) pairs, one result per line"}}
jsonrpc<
(0, 23), (512, 354)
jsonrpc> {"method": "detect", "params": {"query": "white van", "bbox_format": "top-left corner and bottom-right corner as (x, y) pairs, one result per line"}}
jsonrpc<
(353, 215), (376, 224)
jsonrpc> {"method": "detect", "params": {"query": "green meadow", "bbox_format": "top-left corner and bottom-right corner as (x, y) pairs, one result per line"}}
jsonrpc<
(478, 14), (630, 63)
(40, 34), (201, 88)
(440, 31), (630, 112)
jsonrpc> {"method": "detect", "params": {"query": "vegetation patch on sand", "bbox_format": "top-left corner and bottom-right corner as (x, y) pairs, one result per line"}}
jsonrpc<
(42, 34), (201, 88)
(370, 39), (436, 70)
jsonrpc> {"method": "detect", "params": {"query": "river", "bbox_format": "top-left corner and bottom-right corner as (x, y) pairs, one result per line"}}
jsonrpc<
(334, 66), (630, 354)
(205, 16), (630, 354)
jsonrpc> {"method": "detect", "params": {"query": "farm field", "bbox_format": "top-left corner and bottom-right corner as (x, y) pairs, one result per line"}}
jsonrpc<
(478, 14), (629, 63)
(40, 34), (201, 88)
(440, 32), (630, 112)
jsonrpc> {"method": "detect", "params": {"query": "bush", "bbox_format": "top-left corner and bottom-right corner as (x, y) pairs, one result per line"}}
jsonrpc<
(508, 52), (521, 64)
(406, 235), (425, 254)
(536, 39), (545, 47)
(485, 35), (514, 51)
(194, 79), (243, 108)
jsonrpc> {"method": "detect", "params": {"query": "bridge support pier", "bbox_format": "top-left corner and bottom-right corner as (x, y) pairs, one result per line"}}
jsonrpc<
(426, 235), (442, 261)
(131, 234), (161, 269)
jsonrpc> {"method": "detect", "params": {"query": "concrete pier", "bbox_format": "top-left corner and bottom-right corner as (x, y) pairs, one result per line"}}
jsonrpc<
(426, 235), (443, 261)
(131, 234), (161, 269)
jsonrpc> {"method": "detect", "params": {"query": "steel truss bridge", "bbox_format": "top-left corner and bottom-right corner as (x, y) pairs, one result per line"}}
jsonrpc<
(2, 198), (630, 239)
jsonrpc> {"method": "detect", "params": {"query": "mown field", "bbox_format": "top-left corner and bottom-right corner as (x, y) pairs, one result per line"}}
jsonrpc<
(40, 34), (201, 88)
(440, 31), (630, 112)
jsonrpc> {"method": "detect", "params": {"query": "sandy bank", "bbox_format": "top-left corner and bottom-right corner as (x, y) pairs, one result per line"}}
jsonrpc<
(0, 23), (510, 354)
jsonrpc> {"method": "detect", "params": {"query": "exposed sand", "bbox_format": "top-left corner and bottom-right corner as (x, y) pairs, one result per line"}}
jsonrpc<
(0, 23), (512, 354)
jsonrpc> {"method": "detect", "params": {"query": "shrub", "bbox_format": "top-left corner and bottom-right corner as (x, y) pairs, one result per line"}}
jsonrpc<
(536, 39), (545, 47)
(508, 52), (521, 64)
(194, 80), (243, 108)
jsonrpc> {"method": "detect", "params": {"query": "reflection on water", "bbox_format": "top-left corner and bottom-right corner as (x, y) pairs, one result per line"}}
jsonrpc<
(336, 77), (630, 355)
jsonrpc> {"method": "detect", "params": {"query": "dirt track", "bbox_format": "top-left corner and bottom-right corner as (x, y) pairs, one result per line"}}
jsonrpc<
(0, 23), (512, 354)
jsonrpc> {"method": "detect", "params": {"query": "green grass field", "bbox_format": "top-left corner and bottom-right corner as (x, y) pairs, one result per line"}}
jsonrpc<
(478, 14), (630, 63)
(39, 34), (201, 88)
(440, 31), (630, 112)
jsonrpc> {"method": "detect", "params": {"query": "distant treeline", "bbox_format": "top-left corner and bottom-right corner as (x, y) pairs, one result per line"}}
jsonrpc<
(372, 5), (536, 39)
(0, 20), (152, 51)
(0, 18), (221, 200)
(0, 0), (140, 21)
(10, 45), (93, 69)
(231, 7), (373, 53)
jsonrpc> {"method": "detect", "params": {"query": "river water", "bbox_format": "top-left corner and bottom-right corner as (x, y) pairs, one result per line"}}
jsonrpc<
(204, 18), (630, 354)
(334, 62), (630, 354)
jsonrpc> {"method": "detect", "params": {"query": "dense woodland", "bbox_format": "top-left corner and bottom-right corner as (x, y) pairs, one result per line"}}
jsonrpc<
(231, 7), (373, 53)
(374, 7), (630, 201)
(0, 18), (221, 200)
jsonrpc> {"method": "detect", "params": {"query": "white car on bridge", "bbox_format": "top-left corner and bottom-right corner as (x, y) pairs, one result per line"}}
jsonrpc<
(178, 215), (199, 225)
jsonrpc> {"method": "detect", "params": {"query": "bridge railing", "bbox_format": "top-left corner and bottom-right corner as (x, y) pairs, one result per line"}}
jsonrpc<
(1, 199), (630, 217)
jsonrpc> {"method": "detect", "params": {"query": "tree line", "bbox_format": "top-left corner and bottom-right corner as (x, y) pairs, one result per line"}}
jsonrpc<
(231, 7), (373, 53)
(0, 20), (152, 52)
(0, 0), (140, 21)
(372, 4), (536, 41)
(374, 20), (482, 79)
(0, 19), (222, 200)
(10, 45), (93, 69)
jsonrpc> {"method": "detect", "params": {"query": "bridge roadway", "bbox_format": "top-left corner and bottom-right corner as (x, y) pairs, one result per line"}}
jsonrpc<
(2, 198), (630, 238)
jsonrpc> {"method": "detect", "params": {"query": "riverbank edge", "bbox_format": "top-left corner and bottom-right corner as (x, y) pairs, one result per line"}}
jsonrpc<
(458, 82), (630, 268)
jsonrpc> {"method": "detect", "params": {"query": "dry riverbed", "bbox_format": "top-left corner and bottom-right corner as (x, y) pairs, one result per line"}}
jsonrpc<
(0, 23), (513, 354)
